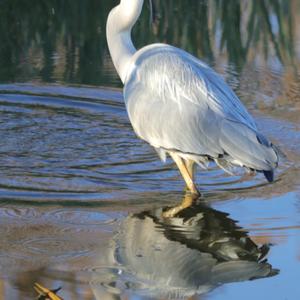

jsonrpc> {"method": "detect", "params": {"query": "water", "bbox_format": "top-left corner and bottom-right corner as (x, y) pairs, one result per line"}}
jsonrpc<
(0, 0), (299, 299)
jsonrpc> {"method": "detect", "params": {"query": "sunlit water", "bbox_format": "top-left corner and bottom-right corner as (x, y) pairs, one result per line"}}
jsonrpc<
(0, 82), (299, 299)
(1, 1), (300, 299)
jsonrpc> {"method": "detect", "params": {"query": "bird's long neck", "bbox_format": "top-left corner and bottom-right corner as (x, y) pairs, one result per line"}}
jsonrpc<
(106, 0), (144, 83)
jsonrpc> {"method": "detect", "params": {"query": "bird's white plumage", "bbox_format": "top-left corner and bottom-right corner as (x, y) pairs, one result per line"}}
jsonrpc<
(124, 44), (278, 172)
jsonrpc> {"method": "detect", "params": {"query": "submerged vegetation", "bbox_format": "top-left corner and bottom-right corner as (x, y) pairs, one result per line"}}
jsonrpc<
(0, 0), (295, 85)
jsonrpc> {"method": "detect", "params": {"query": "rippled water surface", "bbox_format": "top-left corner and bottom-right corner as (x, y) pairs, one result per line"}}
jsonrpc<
(0, 1), (300, 299)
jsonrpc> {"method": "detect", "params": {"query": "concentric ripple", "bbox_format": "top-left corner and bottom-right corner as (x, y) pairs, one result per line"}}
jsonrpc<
(0, 84), (294, 205)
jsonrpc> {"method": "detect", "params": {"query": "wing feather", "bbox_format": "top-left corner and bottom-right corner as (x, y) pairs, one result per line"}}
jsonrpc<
(124, 44), (278, 171)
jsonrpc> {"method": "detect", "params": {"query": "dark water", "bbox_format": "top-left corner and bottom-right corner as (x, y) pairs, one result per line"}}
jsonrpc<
(0, 0), (299, 299)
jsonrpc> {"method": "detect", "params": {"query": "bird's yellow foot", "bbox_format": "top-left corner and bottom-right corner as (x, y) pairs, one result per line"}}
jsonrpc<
(162, 192), (199, 218)
(185, 185), (201, 197)
(34, 282), (63, 300)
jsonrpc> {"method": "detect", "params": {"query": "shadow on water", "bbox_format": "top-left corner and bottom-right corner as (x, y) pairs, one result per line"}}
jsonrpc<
(91, 200), (279, 299)
(0, 195), (279, 299)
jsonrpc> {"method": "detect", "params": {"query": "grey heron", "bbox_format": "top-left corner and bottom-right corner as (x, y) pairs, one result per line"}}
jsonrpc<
(106, 0), (278, 205)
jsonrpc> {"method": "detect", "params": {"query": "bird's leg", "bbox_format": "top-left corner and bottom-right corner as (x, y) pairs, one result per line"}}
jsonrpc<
(162, 192), (195, 218)
(169, 152), (199, 195)
(184, 159), (196, 183)
(162, 155), (200, 218)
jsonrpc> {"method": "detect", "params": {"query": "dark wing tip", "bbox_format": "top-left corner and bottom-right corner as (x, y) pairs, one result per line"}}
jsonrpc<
(263, 170), (274, 182)
(256, 133), (270, 147)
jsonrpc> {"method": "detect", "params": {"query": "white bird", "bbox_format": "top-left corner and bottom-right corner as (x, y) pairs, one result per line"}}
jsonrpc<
(106, 0), (278, 199)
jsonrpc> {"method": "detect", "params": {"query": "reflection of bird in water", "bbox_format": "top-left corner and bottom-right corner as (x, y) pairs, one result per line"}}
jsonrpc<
(91, 196), (278, 299)
(106, 0), (279, 212)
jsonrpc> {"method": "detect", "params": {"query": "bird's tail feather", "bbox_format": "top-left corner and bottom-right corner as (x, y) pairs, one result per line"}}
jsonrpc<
(263, 170), (274, 182)
(219, 120), (278, 180)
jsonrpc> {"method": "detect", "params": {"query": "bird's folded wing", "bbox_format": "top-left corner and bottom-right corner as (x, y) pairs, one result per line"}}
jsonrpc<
(124, 45), (277, 170)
